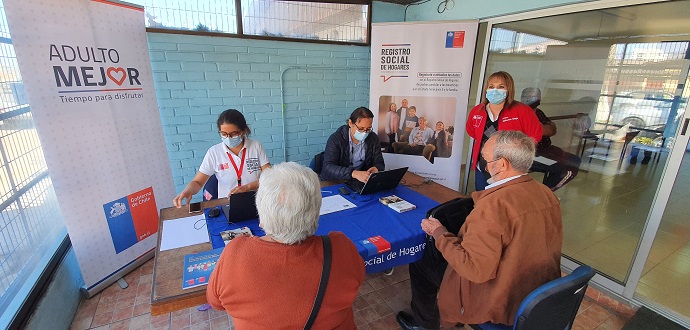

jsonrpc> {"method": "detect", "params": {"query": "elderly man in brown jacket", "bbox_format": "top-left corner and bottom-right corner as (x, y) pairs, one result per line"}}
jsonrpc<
(397, 130), (563, 330)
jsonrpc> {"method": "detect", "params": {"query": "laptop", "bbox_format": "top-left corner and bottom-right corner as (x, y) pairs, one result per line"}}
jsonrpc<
(221, 190), (259, 223)
(346, 167), (408, 195)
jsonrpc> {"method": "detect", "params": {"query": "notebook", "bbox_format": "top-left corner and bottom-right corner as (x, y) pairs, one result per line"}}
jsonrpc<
(221, 190), (259, 223)
(346, 167), (408, 195)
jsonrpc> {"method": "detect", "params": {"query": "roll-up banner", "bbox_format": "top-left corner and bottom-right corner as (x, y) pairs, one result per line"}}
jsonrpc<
(4, 0), (175, 295)
(370, 21), (479, 190)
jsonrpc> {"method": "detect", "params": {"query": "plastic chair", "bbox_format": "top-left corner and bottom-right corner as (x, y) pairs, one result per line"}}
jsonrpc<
(309, 151), (324, 174)
(470, 265), (596, 330)
(203, 174), (218, 201)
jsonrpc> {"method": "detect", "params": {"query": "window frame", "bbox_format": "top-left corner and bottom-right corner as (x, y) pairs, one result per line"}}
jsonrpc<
(144, 0), (372, 46)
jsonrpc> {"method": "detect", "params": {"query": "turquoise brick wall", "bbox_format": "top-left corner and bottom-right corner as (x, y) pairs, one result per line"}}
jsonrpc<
(147, 33), (371, 196)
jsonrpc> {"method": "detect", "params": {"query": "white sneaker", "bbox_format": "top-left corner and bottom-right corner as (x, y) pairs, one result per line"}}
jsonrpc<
(383, 268), (394, 276)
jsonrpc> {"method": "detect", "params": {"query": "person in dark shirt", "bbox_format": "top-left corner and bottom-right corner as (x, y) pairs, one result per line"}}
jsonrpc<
(422, 121), (450, 163)
(320, 107), (385, 183)
(399, 106), (419, 142)
(521, 87), (581, 191)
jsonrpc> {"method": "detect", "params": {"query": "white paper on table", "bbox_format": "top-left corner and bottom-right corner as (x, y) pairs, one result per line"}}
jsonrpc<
(320, 195), (356, 215)
(534, 156), (557, 166)
(159, 215), (209, 251)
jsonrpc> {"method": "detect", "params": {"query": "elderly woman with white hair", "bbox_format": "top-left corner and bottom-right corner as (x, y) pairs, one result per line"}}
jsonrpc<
(207, 162), (365, 329)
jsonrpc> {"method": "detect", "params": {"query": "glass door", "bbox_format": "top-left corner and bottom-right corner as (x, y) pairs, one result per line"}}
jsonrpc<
(634, 132), (690, 318)
(475, 0), (690, 325)
(626, 65), (690, 321)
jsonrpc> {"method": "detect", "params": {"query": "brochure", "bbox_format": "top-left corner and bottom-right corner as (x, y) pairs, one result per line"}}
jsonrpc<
(182, 247), (224, 290)
(379, 195), (416, 213)
(219, 227), (253, 246)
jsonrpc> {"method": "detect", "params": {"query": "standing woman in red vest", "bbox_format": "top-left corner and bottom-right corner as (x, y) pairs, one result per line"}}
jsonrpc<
(173, 109), (271, 208)
(466, 71), (542, 191)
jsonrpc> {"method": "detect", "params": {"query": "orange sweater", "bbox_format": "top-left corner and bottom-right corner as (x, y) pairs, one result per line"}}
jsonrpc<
(207, 231), (365, 329)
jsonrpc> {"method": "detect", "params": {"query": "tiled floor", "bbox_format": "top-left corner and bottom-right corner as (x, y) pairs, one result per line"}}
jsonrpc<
(70, 259), (632, 330)
(70, 140), (690, 330)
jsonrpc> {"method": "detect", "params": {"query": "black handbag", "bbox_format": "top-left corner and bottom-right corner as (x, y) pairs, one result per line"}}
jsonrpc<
(304, 235), (332, 330)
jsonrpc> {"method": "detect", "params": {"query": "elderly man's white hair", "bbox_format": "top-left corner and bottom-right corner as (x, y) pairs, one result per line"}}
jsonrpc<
(256, 162), (322, 244)
(491, 130), (536, 173)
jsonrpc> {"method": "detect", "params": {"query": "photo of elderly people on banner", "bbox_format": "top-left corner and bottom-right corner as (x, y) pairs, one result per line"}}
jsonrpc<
(378, 96), (456, 164)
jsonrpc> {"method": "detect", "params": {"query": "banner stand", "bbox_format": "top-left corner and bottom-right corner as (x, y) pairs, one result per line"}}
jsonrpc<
(79, 250), (154, 298)
(369, 21), (479, 190)
(5, 0), (176, 296)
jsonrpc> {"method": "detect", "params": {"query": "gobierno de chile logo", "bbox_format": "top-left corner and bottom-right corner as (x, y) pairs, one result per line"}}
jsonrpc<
(50, 44), (144, 103)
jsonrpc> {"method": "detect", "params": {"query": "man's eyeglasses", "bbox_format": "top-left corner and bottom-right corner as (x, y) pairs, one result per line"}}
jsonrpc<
(219, 131), (242, 139)
(353, 122), (372, 133)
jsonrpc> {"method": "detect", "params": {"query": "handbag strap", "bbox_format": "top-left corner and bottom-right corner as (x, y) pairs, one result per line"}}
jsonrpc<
(304, 235), (332, 330)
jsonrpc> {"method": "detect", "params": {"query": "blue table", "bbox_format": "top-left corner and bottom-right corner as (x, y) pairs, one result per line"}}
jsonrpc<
(205, 184), (439, 273)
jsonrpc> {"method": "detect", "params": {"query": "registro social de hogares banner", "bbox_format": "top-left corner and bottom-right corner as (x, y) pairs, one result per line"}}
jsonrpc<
(5, 0), (175, 291)
(370, 21), (478, 190)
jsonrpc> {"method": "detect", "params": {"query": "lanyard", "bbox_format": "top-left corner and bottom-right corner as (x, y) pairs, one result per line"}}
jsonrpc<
(226, 148), (246, 186)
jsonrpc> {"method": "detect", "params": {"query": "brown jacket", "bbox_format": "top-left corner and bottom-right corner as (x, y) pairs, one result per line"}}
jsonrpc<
(432, 175), (562, 325)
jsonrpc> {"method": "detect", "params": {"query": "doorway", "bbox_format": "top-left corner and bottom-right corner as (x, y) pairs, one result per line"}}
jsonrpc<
(473, 0), (690, 325)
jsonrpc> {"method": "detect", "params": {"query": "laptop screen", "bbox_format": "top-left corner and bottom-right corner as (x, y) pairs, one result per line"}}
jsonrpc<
(348, 167), (408, 195)
(221, 190), (259, 223)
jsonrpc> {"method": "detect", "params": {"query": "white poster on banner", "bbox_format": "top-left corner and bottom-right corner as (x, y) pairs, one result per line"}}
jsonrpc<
(4, 0), (175, 290)
(370, 21), (478, 190)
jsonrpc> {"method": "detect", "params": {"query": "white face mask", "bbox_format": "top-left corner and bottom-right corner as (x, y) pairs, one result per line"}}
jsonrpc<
(222, 135), (243, 148)
(485, 159), (501, 185)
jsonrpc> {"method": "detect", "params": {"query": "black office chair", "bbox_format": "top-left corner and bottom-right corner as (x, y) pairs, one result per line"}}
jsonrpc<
(309, 151), (325, 175)
(203, 174), (218, 201)
(425, 197), (474, 261)
(470, 265), (596, 330)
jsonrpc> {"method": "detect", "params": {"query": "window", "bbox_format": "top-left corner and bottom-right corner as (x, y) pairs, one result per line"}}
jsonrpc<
(137, 0), (238, 34)
(489, 27), (566, 55)
(242, 0), (368, 43)
(0, 3), (66, 325)
(130, 0), (370, 44)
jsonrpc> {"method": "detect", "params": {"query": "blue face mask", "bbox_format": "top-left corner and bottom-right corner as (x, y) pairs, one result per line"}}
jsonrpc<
(486, 88), (507, 104)
(222, 135), (243, 148)
(353, 130), (369, 142)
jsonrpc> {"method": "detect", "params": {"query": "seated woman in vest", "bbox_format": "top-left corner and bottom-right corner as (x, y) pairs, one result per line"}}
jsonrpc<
(207, 162), (365, 329)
